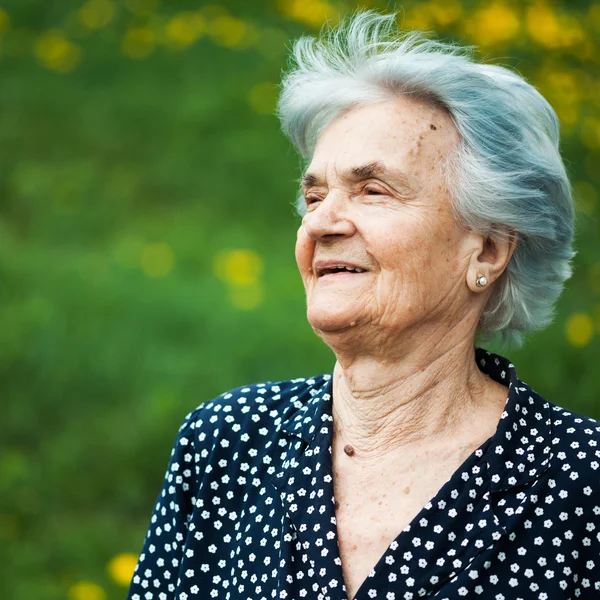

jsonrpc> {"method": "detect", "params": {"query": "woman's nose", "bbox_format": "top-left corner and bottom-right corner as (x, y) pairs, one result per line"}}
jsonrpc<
(301, 191), (356, 241)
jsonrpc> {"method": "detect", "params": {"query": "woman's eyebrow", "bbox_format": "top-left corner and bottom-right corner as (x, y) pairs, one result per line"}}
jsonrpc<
(301, 172), (319, 188)
(350, 161), (418, 192)
(350, 161), (385, 180)
(301, 161), (418, 192)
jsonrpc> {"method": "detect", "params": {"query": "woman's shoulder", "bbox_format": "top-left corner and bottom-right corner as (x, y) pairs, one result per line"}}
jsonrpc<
(547, 400), (600, 460)
(547, 399), (600, 445)
(177, 373), (331, 448)
(541, 399), (600, 501)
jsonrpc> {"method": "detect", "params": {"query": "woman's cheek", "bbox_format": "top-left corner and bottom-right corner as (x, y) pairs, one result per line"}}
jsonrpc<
(295, 226), (314, 280)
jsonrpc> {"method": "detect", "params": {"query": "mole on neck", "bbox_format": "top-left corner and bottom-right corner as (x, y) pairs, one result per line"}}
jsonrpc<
(343, 444), (355, 456)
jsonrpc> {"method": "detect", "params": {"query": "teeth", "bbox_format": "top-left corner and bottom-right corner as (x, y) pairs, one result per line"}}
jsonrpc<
(321, 265), (365, 275)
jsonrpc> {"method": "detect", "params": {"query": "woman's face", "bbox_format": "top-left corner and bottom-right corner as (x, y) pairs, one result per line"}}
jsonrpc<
(295, 97), (480, 344)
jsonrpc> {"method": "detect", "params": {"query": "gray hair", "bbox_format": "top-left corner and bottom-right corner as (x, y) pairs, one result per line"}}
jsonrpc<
(277, 11), (576, 348)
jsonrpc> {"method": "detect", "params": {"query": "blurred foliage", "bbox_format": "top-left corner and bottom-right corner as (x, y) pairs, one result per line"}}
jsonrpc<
(0, 0), (599, 598)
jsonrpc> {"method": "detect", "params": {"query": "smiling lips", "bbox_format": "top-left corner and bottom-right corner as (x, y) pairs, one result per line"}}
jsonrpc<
(313, 260), (368, 278)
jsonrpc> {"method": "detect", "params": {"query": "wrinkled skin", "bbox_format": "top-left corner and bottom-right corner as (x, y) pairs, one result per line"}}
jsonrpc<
(296, 97), (508, 361)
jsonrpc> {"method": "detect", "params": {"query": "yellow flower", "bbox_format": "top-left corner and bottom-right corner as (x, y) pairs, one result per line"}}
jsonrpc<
(277, 0), (338, 29)
(163, 12), (206, 50)
(68, 582), (106, 600)
(431, 1), (463, 27)
(122, 27), (155, 59)
(565, 313), (594, 347)
(214, 249), (263, 286)
(402, 0), (463, 30)
(78, 0), (114, 30)
(214, 249), (265, 310)
(248, 82), (278, 116)
(534, 68), (583, 132)
(140, 242), (175, 277)
(209, 15), (258, 49)
(526, 4), (585, 49)
(35, 31), (81, 73)
(558, 14), (586, 48)
(526, 3), (561, 47)
(464, 2), (519, 46)
(401, 5), (433, 30)
(107, 553), (138, 587)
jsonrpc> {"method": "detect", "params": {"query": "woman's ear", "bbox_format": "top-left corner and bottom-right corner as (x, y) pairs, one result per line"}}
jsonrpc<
(467, 229), (518, 293)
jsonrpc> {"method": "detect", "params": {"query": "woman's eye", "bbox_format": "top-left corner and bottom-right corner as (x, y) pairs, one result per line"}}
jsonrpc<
(365, 187), (384, 196)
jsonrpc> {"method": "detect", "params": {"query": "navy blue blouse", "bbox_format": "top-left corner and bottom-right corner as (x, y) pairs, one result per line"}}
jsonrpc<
(127, 348), (600, 599)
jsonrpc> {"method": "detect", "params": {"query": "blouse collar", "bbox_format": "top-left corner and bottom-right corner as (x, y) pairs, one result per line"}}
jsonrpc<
(279, 347), (552, 494)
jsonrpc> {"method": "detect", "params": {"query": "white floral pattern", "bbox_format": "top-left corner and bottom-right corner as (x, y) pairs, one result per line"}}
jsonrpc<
(127, 348), (600, 599)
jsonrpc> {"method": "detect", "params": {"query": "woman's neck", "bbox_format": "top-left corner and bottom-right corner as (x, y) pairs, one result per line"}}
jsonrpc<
(331, 336), (508, 460)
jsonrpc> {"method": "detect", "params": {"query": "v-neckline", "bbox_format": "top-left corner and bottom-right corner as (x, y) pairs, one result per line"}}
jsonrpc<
(327, 385), (503, 599)
(331, 432), (496, 600)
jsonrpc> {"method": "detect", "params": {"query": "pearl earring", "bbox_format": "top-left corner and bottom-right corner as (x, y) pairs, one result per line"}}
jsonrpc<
(476, 273), (488, 287)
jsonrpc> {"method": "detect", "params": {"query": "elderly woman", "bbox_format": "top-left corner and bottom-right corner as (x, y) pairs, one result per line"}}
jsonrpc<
(127, 12), (600, 600)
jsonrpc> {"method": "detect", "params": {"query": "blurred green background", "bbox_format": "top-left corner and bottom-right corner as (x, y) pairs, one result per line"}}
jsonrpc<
(1, 0), (599, 598)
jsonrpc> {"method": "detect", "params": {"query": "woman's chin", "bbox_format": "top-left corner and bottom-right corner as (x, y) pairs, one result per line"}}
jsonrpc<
(306, 304), (360, 334)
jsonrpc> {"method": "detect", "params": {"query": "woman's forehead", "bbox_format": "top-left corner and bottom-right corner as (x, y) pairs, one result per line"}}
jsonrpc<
(308, 98), (459, 184)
